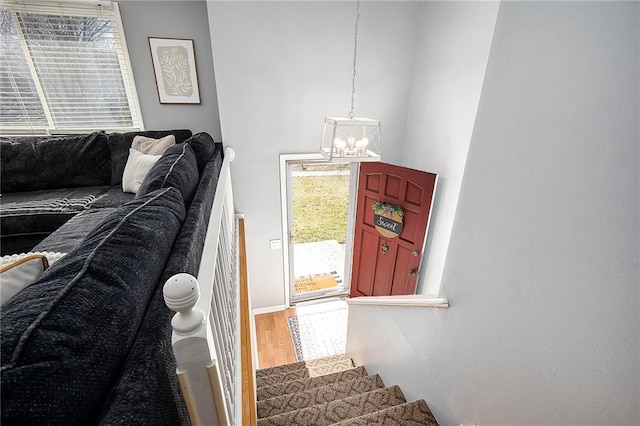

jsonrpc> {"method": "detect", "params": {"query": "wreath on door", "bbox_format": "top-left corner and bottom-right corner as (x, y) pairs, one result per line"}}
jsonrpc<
(372, 202), (404, 238)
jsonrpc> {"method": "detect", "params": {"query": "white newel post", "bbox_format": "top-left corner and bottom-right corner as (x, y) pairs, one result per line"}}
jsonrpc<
(164, 273), (205, 334)
(164, 273), (223, 426)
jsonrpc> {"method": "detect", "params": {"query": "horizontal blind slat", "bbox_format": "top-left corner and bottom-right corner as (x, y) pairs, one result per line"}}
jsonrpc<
(0, 1), (141, 134)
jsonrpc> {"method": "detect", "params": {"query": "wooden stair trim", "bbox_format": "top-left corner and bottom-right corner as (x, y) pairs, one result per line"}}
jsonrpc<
(239, 218), (257, 426)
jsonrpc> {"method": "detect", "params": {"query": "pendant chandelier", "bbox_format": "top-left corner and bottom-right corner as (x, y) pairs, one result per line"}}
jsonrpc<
(320, 0), (381, 162)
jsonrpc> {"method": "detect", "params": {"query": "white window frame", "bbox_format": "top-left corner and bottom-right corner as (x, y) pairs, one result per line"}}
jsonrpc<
(0, 0), (144, 135)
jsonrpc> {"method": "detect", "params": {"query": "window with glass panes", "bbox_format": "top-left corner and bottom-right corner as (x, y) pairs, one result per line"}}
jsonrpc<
(0, 1), (142, 134)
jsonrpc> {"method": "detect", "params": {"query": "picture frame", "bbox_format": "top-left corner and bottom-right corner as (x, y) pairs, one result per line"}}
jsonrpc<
(148, 37), (200, 104)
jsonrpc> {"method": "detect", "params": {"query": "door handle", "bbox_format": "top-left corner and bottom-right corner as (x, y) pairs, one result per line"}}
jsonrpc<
(409, 269), (417, 276)
(381, 241), (389, 255)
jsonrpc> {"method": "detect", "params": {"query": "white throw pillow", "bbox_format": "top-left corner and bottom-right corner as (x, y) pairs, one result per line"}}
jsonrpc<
(122, 148), (161, 193)
(0, 254), (48, 306)
(1, 251), (66, 268)
(132, 134), (175, 155)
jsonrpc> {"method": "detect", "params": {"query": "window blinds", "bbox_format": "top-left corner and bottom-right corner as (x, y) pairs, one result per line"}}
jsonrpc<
(0, 1), (142, 134)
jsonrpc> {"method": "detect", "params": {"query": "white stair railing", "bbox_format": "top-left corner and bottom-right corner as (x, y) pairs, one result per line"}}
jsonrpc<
(163, 147), (240, 426)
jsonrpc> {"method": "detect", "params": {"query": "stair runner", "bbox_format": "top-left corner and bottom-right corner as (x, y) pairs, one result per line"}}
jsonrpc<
(255, 354), (439, 425)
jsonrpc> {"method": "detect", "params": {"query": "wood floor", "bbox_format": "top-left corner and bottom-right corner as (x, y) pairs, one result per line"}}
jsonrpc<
(254, 308), (298, 369)
(254, 299), (349, 369)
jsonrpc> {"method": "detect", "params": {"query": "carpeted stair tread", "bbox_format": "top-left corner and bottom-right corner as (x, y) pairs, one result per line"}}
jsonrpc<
(255, 359), (353, 388)
(256, 385), (406, 426)
(308, 358), (354, 377)
(256, 354), (350, 378)
(257, 374), (385, 419)
(257, 366), (368, 401)
(304, 353), (349, 368)
(256, 361), (306, 378)
(332, 399), (439, 425)
(256, 367), (309, 388)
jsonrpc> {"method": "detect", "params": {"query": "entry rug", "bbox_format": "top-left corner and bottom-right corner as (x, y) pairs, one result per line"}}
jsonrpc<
(287, 307), (348, 362)
(294, 271), (342, 294)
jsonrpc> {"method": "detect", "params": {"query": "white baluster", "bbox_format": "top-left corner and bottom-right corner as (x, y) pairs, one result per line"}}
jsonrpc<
(163, 273), (205, 334)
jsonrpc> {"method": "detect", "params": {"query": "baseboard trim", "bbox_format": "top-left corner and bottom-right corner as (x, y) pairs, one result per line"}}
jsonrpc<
(251, 304), (288, 315)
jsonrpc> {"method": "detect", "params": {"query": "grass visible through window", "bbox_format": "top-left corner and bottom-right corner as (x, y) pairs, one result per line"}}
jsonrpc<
(292, 167), (349, 244)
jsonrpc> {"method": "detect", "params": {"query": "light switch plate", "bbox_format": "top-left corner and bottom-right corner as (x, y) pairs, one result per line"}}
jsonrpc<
(269, 239), (281, 250)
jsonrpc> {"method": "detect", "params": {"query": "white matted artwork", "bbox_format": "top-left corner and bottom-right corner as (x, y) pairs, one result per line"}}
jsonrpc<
(148, 37), (200, 104)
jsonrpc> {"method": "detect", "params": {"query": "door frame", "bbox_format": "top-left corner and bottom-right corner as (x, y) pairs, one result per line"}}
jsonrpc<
(279, 153), (359, 306)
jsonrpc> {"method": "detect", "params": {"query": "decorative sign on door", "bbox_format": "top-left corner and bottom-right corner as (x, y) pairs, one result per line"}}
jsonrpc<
(372, 202), (404, 239)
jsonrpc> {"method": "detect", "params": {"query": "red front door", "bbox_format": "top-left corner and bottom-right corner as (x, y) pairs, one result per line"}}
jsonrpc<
(350, 162), (437, 297)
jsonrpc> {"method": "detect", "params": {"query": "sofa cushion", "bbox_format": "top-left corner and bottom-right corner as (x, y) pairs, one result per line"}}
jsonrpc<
(108, 130), (192, 186)
(96, 278), (190, 425)
(137, 143), (199, 207)
(0, 186), (112, 256)
(33, 208), (117, 254)
(0, 187), (186, 425)
(0, 132), (110, 192)
(161, 154), (223, 279)
(0, 186), (111, 221)
(88, 185), (135, 209)
(184, 131), (218, 171)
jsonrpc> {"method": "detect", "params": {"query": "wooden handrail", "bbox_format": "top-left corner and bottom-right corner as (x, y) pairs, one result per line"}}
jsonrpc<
(239, 218), (257, 426)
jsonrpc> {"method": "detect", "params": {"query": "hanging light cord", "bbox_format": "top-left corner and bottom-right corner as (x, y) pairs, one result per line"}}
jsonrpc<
(349, 0), (360, 119)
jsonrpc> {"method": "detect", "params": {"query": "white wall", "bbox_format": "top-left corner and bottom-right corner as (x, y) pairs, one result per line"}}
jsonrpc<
(402, 1), (499, 295)
(348, 1), (639, 424)
(208, 1), (421, 309)
(119, 0), (222, 140)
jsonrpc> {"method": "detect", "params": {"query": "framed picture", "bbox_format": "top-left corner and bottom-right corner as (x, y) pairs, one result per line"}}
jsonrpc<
(148, 37), (200, 104)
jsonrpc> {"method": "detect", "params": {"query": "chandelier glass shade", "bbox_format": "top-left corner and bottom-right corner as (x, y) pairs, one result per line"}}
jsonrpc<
(320, 117), (381, 161)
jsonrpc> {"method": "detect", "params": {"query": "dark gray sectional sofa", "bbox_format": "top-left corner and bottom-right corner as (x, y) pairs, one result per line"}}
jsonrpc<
(0, 130), (224, 425)
(1, 129), (193, 254)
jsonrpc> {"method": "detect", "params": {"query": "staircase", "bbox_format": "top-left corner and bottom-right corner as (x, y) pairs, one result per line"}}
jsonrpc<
(255, 354), (439, 425)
